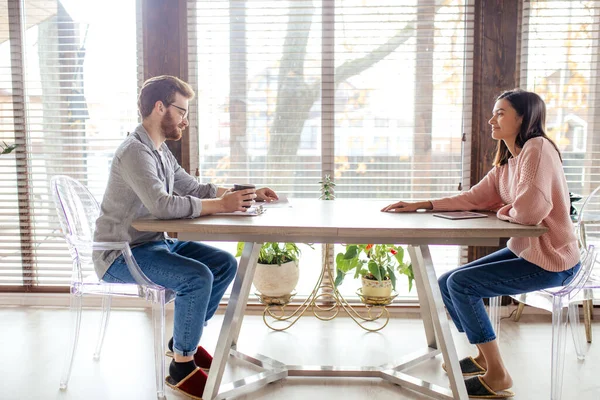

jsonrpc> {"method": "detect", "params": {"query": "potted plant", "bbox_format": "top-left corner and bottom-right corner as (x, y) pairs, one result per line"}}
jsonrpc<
(319, 174), (335, 201)
(319, 174), (336, 301)
(236, 242), (304, 297)
(335, 244), (414, 298)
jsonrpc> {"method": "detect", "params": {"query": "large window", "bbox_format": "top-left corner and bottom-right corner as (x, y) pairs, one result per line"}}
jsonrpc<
(520, 0), (600, 198)
(5, 0), (598, 294)
(0, 0), (140, 289)
(188, 0), (475, 298)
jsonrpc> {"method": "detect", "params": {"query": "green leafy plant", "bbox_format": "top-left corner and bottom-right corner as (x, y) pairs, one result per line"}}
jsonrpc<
(236, 242), (303, 265)
(335, 244), (414, 292)
(319, 174), (335, 200)
(1, 141), (17, 155)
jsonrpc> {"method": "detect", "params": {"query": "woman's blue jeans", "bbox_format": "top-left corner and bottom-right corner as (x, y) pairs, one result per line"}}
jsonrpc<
(438, 248), (580, 345)
(102, 239), (238, 356)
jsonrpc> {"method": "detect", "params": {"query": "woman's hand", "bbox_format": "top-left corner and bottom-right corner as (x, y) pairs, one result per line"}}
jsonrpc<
(256, 187), (279, 202)
(381, 201), (432, 213)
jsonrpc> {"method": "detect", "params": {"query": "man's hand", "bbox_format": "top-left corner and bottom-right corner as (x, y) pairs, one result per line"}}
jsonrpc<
(381, 200), (432, 213)
(220, 188), (257, 212)
(256, 187), (279, 202)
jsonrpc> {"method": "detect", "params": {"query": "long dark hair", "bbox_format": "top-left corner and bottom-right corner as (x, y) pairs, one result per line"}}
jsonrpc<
(493, 89), (561, 166)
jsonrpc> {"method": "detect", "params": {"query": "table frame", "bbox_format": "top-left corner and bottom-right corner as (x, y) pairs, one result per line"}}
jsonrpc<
(195, 241), (468, 400)
(133, 201), (546, 400)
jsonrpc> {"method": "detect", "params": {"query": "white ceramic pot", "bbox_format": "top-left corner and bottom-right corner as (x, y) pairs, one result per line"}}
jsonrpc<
(361, 275), (392, 298)
(253, 260), (299, 297)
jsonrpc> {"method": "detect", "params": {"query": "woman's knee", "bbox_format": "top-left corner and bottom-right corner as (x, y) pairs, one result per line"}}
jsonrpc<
(438, 270), (453, 294)
(446, 271), (471, 295)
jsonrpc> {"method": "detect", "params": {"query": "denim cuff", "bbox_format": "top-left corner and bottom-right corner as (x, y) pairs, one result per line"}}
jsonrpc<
(469, 334), (497, 345)
(174, 346), (198, 357)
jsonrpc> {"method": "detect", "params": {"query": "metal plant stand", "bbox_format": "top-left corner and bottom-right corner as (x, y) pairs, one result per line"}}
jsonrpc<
(257, 256), (396, 332)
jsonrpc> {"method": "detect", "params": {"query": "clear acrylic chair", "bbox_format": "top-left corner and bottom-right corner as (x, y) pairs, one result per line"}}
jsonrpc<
(573, 185), (600, 345)
(499, 246), (597, 400)
(485, 186), (600, 399)
(52, 175), (175, 399)
(490, 185), (600, 348)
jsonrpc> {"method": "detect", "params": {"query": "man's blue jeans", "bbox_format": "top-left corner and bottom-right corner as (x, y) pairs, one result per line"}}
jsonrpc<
(438, 248), (580, 345)
(102, 239), (238, 356)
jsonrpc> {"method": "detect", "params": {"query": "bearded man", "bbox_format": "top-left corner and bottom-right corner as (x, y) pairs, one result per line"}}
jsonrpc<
(93, 75), (277, 397)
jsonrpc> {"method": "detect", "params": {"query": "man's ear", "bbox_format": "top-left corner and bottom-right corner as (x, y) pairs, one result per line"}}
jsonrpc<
(155, 100), (165, 114)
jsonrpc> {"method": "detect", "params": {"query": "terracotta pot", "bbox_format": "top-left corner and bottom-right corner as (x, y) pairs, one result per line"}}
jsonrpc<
(253, 260), (299, 297)
(361, 275), (392, 298)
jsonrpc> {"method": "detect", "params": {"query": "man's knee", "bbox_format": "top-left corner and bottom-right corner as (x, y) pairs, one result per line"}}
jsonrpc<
(211, 249), (237, 281)
(179, 268), (214, 294)
(224, 251), (238, 277)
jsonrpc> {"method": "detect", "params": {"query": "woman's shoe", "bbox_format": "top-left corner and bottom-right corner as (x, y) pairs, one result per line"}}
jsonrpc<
(441, 356), (487, 377)
(464, 375), (514, 399)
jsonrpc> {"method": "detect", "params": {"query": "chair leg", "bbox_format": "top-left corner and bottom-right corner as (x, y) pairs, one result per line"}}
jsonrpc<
(151, 289), (167, 400)
(551, 297), (569, 400)
(583, 299), (593, 343)
(60, 293), (83, 390)
(568, 302), (585, 360)
(94, 296), (112, 360)
(514, 302), (526, 322)
(489, 296), (501, 341)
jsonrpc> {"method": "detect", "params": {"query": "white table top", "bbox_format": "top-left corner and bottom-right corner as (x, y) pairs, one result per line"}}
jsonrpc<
(133, 199), (547, 246)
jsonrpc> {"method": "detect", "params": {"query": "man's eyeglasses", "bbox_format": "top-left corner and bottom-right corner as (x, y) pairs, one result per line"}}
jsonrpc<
(168, 103), (188, 120)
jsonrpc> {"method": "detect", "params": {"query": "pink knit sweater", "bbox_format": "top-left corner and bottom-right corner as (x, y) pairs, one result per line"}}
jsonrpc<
(431, 137), (579, 272)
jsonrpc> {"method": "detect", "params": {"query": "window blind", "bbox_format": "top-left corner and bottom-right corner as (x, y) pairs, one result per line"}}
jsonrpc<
(189, 0), (474, 200)
(0, 1), (24, 288)
(333, 1), (473, 201)
(187, 0), (475, 297)
(520, 0), (600, 199)
(0, 0), (142, 290)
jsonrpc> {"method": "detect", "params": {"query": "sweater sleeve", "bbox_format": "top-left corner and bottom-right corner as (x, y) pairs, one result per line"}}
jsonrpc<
(171, 154), (217, 199)
(431, 167), (505, 211)
(117, 146), (203, 219)
(496, 141), (553, 225)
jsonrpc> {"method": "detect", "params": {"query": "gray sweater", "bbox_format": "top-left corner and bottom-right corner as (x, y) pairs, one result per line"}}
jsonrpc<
(93, 124), (217, 278)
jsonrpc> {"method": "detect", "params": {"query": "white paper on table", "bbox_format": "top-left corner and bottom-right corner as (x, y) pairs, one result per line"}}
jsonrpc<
(258, 194), (292, 208)
(216, 205), (266, 216)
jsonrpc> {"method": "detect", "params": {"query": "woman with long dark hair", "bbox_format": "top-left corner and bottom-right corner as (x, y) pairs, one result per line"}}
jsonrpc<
(382, 89), (580, 398)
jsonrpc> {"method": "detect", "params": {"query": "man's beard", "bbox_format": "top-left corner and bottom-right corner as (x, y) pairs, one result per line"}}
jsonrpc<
(161, 111), (183, 141)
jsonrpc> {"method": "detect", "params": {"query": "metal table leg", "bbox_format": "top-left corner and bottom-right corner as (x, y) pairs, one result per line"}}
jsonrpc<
(407, 245), (469, 400)
(203, 242), (263, 399)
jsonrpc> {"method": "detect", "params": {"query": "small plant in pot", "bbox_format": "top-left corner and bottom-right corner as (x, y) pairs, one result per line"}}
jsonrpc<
(335, 244), (414, 299)
(236, 242), (305, 298)
(319, 174), (336, 300)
